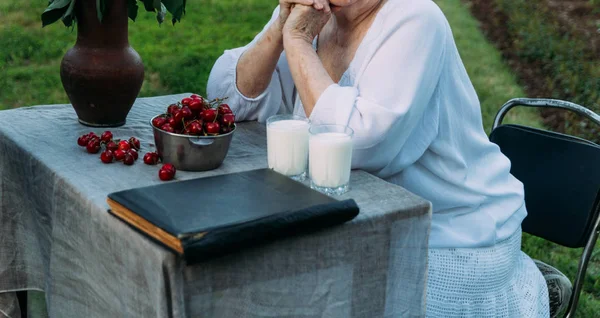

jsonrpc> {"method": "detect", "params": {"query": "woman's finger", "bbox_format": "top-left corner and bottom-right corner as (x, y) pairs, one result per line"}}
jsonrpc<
(284, 0), (314, 6)
(322, 1), (331, 13)
(312, 0), (330, 12)
(311, 0), (323, 10)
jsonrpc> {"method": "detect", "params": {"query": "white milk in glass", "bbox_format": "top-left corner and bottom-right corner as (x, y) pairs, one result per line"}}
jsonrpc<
(267, 119), (309, 178)
(309, 132), (353, 188)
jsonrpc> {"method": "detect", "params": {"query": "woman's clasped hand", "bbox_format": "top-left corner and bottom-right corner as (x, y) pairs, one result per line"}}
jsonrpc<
(276, 0), (331, 43)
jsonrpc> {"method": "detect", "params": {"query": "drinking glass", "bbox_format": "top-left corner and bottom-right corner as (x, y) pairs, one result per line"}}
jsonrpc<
(266, 114), (310, 181)
(308, 124), (354, 195)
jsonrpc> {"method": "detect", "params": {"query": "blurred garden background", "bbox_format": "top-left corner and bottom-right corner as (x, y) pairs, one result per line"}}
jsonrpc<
(1, 0), (599, 315)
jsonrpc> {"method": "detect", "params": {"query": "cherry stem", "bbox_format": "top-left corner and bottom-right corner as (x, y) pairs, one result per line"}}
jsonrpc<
(208, 96), (228, 108)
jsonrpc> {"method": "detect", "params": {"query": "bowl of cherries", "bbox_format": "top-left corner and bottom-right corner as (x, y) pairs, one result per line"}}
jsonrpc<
(150, 94), (236, 171)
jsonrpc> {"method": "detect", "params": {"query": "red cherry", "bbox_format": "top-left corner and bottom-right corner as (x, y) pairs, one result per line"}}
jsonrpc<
(161, 124), (175, 133)
(190, 94), (201, 99)
(167, 104), (180, 115)
(201, 109), (217, 122)
(77, 135), (89, 147)
(220, 125), (233, 134)
(162, 163), (176, 173)
(86, 139), (101, 154)
(205, 122), (220, 135)
(218, 104), (232, 115)
(158, 169), (174, 181)
(106, 141), (119, 152)
(143, 152), (159, 165)
(174, 110), (185, 123)
(128, 137), (141, 150)
(181, 98), (193, 106)
(123, 153), (135, 166)
(166, 117), (178, 128)
(168, 115), (184, 129)
(159, 163), (176, 181)
(100, 150), (114, 163)
(184, 119), (203, 135)
(114, 149), (126, 161)
(180, 106), (193, 120)
(188, 99), (203, 113)
(87, 132), (98, 139)
(221, 113), (235, 127)
(188, 121), (204, 135)
(118, 140), (131, 151)
(152, 116), (167, 128)
(128, 149), (139, 160)
(87, 136), (100, 145)
(100, 131), (113, 143)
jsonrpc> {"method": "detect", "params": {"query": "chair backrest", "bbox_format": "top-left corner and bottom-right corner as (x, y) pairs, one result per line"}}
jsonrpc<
(490, 124), (600, 248)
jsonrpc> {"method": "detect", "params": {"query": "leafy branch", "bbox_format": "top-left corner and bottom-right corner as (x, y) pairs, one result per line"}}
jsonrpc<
(41, 0), (186, 27)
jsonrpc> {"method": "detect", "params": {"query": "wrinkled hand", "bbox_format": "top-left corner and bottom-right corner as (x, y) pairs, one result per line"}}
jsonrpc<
(277, 0), (330, 31)
(283, 4), (331, 44)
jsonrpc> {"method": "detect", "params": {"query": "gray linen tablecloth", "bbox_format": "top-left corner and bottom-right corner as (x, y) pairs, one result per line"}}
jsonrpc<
(0, 94), (431, 318)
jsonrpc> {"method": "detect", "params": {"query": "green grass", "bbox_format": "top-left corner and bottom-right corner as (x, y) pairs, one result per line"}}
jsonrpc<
(2, 0), (598, 315)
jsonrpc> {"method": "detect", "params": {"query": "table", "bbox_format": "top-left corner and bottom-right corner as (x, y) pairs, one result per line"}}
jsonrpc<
(0, 94), (431, 318)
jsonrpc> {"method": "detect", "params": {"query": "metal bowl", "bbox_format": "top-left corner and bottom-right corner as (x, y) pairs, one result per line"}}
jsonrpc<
(150, 115), (235, 171)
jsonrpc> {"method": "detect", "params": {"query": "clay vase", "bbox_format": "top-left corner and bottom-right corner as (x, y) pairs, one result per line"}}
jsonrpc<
(60, 0), (144, 127)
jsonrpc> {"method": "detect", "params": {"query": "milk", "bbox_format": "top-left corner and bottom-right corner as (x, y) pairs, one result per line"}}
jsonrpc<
(309, 132), (353, 188)
(267, 119), (309, 177)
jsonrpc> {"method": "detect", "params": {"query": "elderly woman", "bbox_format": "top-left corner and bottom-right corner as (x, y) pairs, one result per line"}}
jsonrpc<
(207, 0), (565, 316)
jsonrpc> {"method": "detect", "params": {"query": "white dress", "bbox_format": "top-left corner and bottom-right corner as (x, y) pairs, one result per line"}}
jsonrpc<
(207, 0), (550, 316)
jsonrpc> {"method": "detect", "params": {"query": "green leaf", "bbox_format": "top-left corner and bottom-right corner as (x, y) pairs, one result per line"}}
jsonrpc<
(161, 0), (184, 15)
(156, 3), (167, 24)
(161, 0), (185, 24)
(41, 0), (72, 27)
(96, 0), (107, 22)
(96, 0), (102, 21)
(142, 0), (154, 12)
(127, 0), (139, 21)
(61, 0), (77, 27)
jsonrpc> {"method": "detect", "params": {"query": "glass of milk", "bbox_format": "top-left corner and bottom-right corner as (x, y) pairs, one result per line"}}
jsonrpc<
(266, 115), (310, 181)
(308, 125), (354, 195)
